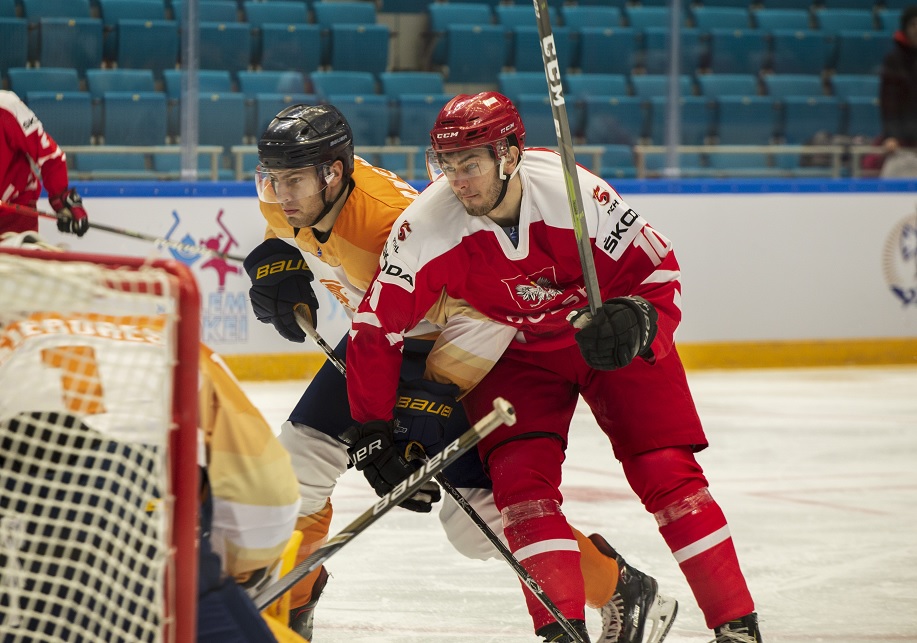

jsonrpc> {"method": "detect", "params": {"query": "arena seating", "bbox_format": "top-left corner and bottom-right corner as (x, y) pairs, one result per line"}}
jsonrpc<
(0, 0), (900, 179)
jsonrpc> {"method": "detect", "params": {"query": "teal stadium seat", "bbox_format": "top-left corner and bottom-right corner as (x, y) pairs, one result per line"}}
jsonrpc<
(763, 74), (825, 98)
(441, 24), (506, 83)
(498, 71), (550, 104)
(768, 29), (834, 75)
(830, 74), (879, 99)
(509, 25), (574, 72)
(560, 6), (622, 30)
(163, 70), (234, 99)
(116, 20), (179, 79)
(0, 19), (27, 83)
(73, 91), (167, 176)
(379, 72), (444, 98)
(566, 74), (630, 100)
(327, 94), (391, 145)
(238, 70), (307, 96)
(86, 69), (157, 137)
(832, 30), (887, 75)
(595, 145), (637, 180)
(583, 96), (646, 146)
(395, 93), (452, 145)
(780, 96), (843, 144)
(97, 0), (165, 61)
(171, 0), (239, 24)
(752, 8), (813, 31)
(691, 7), (751, 30)
(427, 3), (493, 67)
(706, 28), (769, 74)
(25, 91), (93, 145)
(309, 71), (376, 99)
(8, 68), (80, 95)
(630, 74), (694, 98)
(844, 97), (879, 139)
(696, 73), (760, 97)
(815, 9), (877, 34)
(37, 18), (104, 77)
(494, 4), (557, 28)
(243, 1), (309, 68)
(514, 94), (558, 147)
(648, 96), (713, 145)
(642, 27), (705, 74)
(197, 22), (252, 75)
(312, 1), (376, 26)
(579, 27), (640, 75)
(329, 24), (390, 74)
(714, 95), (779, 144)
(259, 23), (321, 73)
(624, 6), (674, 29)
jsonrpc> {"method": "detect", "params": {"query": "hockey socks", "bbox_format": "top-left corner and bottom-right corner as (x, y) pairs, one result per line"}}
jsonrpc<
(503, 499), (586, 630)
(655, 488), (754, 629)
(290, 501), (334, 609)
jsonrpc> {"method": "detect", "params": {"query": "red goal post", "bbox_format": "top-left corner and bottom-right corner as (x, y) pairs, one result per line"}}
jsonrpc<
(0, 248), (200, 643)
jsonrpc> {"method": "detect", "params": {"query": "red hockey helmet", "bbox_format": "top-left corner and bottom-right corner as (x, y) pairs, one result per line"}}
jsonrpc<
(430, 92), (525, 153)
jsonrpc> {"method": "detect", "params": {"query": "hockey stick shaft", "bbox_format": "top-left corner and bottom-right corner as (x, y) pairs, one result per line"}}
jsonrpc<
(531, 0), (601, 319)
(251, 395), (515, 610)
(0, 201), (245, 262)
(291, 307), (585, 642)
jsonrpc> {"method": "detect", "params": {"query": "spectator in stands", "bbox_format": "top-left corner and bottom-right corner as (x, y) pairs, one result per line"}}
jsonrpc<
(878, 6), (917, 176)
(0, 91), (89, 236)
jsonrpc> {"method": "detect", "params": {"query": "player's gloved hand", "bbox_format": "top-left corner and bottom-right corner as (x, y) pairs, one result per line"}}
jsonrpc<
(393, 378), (460, 456)
(570, 296), (658, 370)
(341, 420), (442, 513)
(49, 188), (89, 237)
(243, 238), (319, 343)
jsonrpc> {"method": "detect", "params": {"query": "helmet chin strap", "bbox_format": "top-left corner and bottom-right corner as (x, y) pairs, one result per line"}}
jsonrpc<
(313, 176), (354, 228)
(491, 152), (523, 212)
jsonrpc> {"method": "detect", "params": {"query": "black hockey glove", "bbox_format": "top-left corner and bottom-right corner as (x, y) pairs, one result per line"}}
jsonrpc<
(341, 420), (442, 513)
(571, 296), (658, 370)
(49, 188), (89, 237)
(393, 379), (460, 456)
(243, 238), (319, 343)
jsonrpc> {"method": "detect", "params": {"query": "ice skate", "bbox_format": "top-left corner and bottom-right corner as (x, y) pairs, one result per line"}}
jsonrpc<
(710, 613), (762, 643)
(289, 565), (329, 641)
(536, 619), (591, 642)
(588, 534), (677, 643)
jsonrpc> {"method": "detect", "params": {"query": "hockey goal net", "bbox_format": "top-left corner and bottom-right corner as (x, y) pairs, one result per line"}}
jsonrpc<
(0, 248), (200, 643)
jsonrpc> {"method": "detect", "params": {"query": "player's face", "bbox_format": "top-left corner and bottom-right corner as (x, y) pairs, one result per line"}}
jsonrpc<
(256, 165), (331, 227)
(439, 148), (502, 218)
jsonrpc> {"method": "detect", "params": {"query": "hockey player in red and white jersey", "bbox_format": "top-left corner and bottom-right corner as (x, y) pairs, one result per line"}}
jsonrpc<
(245, 104), (675, 643)
(0, 91), (89, 237)
(346, 93), (762, 643)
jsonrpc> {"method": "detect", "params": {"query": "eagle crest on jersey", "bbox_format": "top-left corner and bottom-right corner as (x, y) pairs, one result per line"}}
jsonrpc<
(516, 278), (562, 305)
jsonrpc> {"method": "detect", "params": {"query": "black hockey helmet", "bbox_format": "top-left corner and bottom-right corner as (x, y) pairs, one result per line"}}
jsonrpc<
(258, 104), (354, 178)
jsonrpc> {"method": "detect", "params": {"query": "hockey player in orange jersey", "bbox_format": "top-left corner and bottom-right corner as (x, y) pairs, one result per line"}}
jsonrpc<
(243, 103), (677, 642)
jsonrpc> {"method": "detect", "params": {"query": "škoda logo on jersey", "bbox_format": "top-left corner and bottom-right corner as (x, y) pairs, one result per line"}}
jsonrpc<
(255, 258), (305, 280)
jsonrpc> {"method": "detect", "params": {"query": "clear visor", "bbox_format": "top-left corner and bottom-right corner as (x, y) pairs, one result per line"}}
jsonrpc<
(255, 164), (332, 203)
(426, 142), (506, 182)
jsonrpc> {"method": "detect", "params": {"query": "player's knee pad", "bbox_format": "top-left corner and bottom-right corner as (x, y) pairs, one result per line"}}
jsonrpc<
(439, 487), (505, 560)
(620, 446), (709, 515)
(278, 421), (349, 516)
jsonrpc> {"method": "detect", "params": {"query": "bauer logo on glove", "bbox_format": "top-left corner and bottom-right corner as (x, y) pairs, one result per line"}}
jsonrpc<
(253, 257), (306, 280)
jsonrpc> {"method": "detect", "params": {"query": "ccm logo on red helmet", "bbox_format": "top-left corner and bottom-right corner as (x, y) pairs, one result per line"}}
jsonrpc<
(436, 132), (459, 139)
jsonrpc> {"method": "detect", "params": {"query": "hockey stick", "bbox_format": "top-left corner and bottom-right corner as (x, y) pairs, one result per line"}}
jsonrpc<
(531, 0), (601, 320)
(0, 201), (245, 263)
(290, 306), (586, 642)
(250, 394), (515, 610)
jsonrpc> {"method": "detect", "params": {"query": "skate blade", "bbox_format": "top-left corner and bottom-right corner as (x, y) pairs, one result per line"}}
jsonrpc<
(643, 594), (677, 643)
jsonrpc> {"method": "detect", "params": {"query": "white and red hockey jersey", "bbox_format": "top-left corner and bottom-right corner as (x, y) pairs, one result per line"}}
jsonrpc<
(348, 149), (684, 422)
(0, 91), (69, 234)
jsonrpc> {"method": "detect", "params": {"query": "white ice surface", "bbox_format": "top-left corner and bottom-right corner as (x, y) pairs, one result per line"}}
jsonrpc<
(242, 366), (917, 643)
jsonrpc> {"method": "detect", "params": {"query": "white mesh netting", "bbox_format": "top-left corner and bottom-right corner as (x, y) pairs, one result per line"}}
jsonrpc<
(0, 252), (180, 642)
